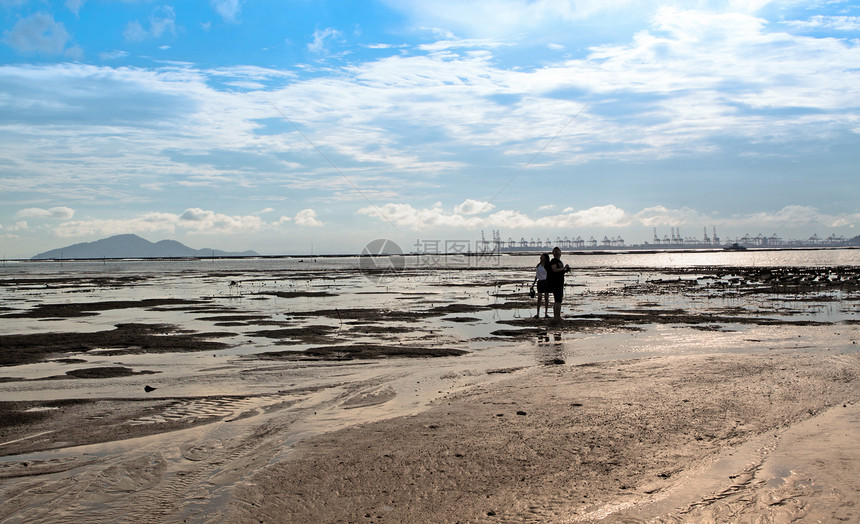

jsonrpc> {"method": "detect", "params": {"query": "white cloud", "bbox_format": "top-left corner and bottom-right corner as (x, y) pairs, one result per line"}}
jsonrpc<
(633, 205), (705, 227)
(49, 208), (291, 238)
(484, 209), (534, 228)
(358, 203), (466, 229)
(383, 0), (611, 40)
(124, 6), (177, 42)
(358, 202), (631, 230)
(0, 221), (28, 232)
(18, 203), (856, 251)
(784, 15), (860, 32)
(385, 0), (782, 41)
(254, 6), (858, 178)
(179, 207), (265, 232)
(3, 12), (69, 54)
(16, 207), (75, 220)
(632, 205), (859, 232)
(308, 27), (343, 54)
(54, 212), (179, 238)
(551, 205), (631, 228)
(99, 50), (129, 60)
(150, 7), (177, 37)
(454, 198), (494, 215)
(294, 208), (322, 227)
(385, 0), (788, 45)
(212, 0), (243, 23)
(66, 0), (85, 16)
(123, 21), (148, 42)
(358, 202), (858, 234)
(726, 205), (858, 230)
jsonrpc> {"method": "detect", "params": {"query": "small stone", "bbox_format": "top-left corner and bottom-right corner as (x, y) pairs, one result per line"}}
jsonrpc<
(516, 410), (527, 416)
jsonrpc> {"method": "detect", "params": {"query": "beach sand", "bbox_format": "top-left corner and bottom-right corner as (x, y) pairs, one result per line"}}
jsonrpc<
(2, 346), (856, 523)
(226, 351), (860, 523)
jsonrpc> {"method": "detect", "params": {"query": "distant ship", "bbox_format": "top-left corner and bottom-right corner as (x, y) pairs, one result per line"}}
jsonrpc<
(724, 243), (747, 251)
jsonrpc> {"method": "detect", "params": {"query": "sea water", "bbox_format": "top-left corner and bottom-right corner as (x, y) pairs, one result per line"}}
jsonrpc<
(0, 248), (857, 403)
(3, 246), (858, 275)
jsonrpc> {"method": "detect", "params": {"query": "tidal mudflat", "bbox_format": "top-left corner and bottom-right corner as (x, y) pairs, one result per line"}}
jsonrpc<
(1, 254), (858, 522)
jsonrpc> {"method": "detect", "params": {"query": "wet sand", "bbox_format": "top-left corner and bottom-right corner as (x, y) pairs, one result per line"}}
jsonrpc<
(226, 352), (860, 523)
(1, 346), (857, 523)
(1, 262), (859, 522)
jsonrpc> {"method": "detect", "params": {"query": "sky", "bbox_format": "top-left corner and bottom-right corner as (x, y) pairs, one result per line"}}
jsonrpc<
(1, 0), (859, 257)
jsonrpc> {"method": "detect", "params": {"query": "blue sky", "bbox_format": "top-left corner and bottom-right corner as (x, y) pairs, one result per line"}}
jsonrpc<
(1, 0), (859, 257)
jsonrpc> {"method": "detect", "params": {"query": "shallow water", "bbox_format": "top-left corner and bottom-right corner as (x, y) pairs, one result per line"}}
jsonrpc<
(1, 249), (858, 405)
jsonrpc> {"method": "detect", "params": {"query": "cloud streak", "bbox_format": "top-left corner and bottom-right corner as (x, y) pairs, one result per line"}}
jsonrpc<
(16, 207), (75, 220)
(44, 207), (317, 239)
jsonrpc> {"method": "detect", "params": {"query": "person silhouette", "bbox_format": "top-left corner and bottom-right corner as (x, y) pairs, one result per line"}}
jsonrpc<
(545, 246), (571, 320)
(531, 253), (551, 318)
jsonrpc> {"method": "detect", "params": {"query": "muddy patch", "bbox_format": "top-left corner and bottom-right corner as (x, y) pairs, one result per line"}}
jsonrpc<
(253, 290), (338, 299)
(63, 367), (158, 380)
(246, 325), (339, 345)
(444, 316), (482, 323)
(256, 343), (468, 360)
(1, 298), (209, 319)
(0, 323), (233, 366)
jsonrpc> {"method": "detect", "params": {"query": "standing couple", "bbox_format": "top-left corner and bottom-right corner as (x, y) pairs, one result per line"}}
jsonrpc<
(531, 246), (571, 320)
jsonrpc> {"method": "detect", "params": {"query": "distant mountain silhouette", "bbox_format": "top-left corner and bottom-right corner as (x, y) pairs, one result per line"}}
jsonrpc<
(32, 234), (259, 259)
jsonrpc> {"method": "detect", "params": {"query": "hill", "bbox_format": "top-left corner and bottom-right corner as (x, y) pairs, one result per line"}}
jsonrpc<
(31, 234), (259, 259)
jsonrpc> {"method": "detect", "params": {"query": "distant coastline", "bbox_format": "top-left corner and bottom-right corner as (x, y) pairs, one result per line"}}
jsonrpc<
(6, 244), (857, 263)
(11, 231), (860, 263)
(29, 233), (259, 260)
